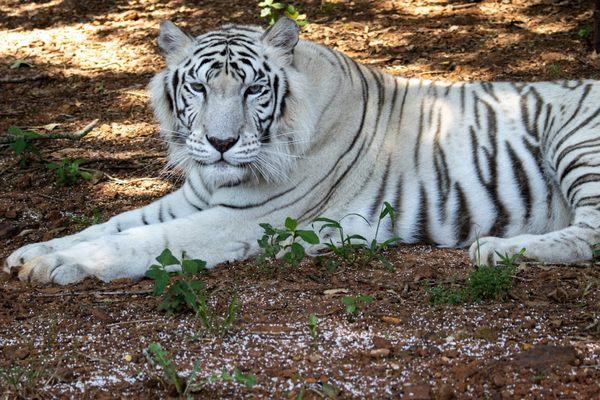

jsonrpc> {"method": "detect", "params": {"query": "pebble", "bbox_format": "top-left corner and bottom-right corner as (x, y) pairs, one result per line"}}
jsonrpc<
(437, 383), (455, 400)
(369, 348), (390, 358)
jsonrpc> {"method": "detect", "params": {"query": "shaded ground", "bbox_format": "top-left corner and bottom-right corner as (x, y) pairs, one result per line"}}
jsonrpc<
(1, 0), (599, 398)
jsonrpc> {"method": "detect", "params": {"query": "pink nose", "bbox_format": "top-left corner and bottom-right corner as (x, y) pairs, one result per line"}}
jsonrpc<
(207, 136), (239, 153)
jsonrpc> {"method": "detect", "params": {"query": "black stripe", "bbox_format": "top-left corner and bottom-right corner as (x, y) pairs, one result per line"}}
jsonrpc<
(370, 156), (392, 220)
(454, 183), (471, 244)
(566, 173), (600, 201)
(506, 142), (532, 222)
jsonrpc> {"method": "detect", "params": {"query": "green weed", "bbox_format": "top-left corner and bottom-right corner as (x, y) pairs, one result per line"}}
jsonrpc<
(314, 202), (400, 269)
(308, 313), (318, 339)
(578, 25), (592, 39)
(342, 294), (374, 315)
(145, 249), (238, 335)
(0, 360), (49, 396)
(257, 217), (320, 268)
(146, 343), (184, 394)
(145, 343), (256, 396)
(47, 158), (92, 186)
(6, 126), (41, 166)
(70, 208), (101, 229)
(258, 0), (307, 27)
(427, 248), (525, 305)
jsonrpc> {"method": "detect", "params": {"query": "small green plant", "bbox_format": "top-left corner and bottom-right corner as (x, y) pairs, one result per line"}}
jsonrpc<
(257, 217), (320, 267)
(146, 343), (257, 396)
(146, 249), (238, 335)
(308, 313), (318, 339)
(70, 208), (101, 229)
(314, 202), (400, 268)
(258, 0), (307, 27)
(6, 126), (41, 166)
(427, 283), (467, 305)
(46, 158), (92, 186)
(320, 1), (337, 13)
(428, 248), (525, 304)
(208, 367), (257, 388)
(578, 25), (592, 39)
(342, 294), (374, 315)
(146, 343), (184, 394)
(0, 362), (47, 396)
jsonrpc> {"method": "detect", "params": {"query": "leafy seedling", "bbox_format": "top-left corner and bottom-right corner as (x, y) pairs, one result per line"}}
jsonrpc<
(427, 248), (525, 304)
(146, 249), (238, 335)
(314, 201), (400, 269)
(146, 343), (184, 394)
(258, 0), (307, 27)
(342, 294), (374, 315)
(146, 343), (257, 396)
(257, 217), (320, 268)
(6, 126), (41, 166)
(70, 209), (101, 229)
(47, 158), (92, 186)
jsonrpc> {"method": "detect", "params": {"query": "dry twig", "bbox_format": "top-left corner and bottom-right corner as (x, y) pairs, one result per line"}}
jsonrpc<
(0, 73), (50, 84)
(0, 119), (99, 144)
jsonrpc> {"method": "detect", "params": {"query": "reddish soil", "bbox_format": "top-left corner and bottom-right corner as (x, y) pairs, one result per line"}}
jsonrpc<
(1, 0), (599, 399)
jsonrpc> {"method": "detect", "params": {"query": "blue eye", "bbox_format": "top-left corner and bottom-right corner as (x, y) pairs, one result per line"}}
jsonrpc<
(245, 84), (264, 97)
(190, 82), (206, 94)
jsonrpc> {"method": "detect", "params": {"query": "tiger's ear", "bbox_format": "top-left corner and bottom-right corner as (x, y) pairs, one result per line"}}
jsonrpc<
(261, 17), (299, 66)
(158, 21), (193, 64)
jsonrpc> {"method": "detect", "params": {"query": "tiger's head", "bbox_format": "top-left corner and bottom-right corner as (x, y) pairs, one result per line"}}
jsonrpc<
(149, 17), (308, 189)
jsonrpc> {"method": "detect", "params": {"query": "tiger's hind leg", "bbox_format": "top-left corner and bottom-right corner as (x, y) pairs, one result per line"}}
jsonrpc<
(469, 125), (600, 266)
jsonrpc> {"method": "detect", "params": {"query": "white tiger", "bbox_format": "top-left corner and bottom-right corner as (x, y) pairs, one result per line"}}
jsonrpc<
(4, 18), (600, 284)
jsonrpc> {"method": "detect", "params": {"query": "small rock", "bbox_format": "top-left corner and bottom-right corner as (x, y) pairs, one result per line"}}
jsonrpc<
(14, 348), (30, 360)
(323, 288), (349, 296)
(381, 315), (403, 324)
(372, 336), (392, 349)
(523, 319), (536, 329)
(308, 353), (322, 363)
(121, 11), (139, 21)
(5, 209), (19, 219)
(123, 354), (133, 362)
(402, 383), (431, 400)
(492, 373), (506, 387)
(90, 308), (112, 322)
(550, 319), (562, 328)
(16, 174), (31, 189)
(452, 361), (478, 380)
(369, 348), (390, 358)
(437, 383), (455, 400)
(0, 223), (17, 239)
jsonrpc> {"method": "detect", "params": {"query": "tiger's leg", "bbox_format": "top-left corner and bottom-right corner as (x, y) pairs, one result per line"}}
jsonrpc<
(469, 121), (600, 266)
(11, 207), (262, 284)
(4, 177), (208, 274)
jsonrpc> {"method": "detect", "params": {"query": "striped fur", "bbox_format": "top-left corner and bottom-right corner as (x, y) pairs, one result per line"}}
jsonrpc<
(5, 18), (600, 284)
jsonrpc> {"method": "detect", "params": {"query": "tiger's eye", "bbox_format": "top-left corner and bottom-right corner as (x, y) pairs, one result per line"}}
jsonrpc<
(245, 84), (264, 96)
(190, 82), (206, 94)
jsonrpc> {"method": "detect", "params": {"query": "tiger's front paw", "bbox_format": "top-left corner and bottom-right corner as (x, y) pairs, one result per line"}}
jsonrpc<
(16, 237), (151, 285)
(4, 241), (59, 275)
(18, 254), (89, 285)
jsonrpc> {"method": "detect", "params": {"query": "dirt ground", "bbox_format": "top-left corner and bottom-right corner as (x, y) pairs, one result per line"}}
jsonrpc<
(1, 0), (599, 398)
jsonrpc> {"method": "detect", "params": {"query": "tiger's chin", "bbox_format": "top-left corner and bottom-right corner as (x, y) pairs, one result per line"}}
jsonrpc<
(197, 161), (249, 188)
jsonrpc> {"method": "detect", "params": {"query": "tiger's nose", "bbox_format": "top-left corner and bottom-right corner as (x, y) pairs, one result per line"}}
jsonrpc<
(206, 136), (239, 153)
